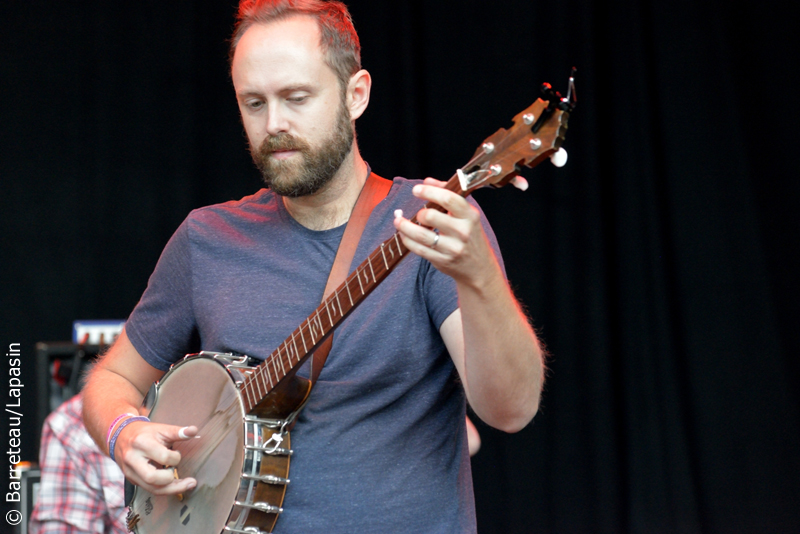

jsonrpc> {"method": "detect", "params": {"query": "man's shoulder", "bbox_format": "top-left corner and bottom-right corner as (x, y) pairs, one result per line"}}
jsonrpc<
(377, 176), (418, 206)
(187, 188), (277, 221)
(179, 188), (284, 238)
(385, 175), (417, 191)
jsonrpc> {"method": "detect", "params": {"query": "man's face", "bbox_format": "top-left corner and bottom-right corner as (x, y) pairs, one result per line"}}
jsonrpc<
(231, 16), (353, 197)
(250, 93), (353, 197)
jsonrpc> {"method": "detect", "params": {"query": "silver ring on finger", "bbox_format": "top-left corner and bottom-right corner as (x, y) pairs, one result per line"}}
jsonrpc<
(430, 232), (440, 249)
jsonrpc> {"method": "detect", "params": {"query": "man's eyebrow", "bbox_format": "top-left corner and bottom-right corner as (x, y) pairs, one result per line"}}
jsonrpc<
(279, 83), (314, 94)
(236, 90), (263, 99)
(236, 84), (315, 99)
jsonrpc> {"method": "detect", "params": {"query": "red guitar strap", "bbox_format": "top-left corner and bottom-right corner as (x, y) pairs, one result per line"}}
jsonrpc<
(309, 171), (393, 385)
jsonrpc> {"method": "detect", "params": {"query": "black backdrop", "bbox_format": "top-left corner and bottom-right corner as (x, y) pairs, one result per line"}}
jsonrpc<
(2, 1), (799, 532)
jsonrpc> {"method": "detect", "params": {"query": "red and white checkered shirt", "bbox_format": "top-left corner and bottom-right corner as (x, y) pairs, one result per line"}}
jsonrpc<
(29, 394), (127, 534)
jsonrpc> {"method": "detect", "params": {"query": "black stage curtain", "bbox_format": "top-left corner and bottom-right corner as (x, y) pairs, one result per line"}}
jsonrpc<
(2, 1), (799, 532)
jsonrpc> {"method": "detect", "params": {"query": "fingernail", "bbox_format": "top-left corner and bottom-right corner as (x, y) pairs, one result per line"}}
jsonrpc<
(394, 209), (403, 219)
(187, 479), (197, 490)
(413, 185), (422, 194)
(178, 427), (189, 439)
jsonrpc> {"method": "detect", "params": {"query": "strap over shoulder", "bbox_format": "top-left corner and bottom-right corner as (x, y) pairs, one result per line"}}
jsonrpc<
(310, 172), (392, 385)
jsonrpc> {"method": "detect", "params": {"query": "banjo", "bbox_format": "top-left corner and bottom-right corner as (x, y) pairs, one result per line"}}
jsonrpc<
(125, 76), (576, 534)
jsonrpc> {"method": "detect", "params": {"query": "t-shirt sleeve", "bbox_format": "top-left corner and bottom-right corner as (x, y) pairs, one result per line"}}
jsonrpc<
(423, 198), (506, 329)
(125, 219), (197, 370)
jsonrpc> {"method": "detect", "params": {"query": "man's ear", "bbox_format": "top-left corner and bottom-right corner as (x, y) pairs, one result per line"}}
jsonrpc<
(347, 69), (371, 121)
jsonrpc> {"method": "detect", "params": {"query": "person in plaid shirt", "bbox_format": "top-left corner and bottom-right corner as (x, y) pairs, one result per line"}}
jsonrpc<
(29, 394), (126, 534)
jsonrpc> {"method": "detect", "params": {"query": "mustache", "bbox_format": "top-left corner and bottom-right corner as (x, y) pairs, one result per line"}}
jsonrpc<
(259, 133), (310, 154)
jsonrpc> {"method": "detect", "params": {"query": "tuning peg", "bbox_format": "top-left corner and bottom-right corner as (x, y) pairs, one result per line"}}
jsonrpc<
(550, 148), (568, 168)
(559, 67), (577, 112)
(510, 176), (529, 191)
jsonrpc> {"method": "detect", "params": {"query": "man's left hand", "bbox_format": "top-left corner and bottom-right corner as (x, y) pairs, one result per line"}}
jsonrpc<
(392, 178), (500, 287)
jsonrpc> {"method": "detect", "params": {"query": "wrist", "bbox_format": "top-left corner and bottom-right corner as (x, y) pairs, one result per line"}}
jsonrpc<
(108, 415), (150, 461)
(455, 258), (506, 296)
(106, 413), (136, 447)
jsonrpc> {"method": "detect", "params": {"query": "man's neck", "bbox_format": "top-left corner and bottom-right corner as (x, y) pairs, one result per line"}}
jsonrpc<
(281, 149), (369, 231)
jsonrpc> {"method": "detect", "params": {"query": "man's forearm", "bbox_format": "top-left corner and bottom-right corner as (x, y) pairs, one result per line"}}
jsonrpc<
(82, 331), (164, 456)
(456, 269), (544, 433)
(82, 367), (149, 456)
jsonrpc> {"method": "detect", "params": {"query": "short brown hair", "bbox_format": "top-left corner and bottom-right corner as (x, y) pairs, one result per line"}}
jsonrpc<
(230, 0), (361, 90)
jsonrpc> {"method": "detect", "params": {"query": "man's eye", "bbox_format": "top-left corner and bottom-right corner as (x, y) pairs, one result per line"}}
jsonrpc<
(247, 101), (263, 109)
(288, 95), (308, 103)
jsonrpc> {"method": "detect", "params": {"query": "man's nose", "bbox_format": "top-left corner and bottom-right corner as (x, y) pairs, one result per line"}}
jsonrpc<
(265, 102), (290, 136)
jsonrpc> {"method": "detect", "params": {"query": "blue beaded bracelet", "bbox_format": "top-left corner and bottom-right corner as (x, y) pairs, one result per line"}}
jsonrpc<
(109, 416), (150, 462)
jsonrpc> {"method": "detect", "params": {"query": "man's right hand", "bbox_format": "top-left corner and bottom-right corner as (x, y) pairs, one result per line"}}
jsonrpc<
(115, 421), (198, 495)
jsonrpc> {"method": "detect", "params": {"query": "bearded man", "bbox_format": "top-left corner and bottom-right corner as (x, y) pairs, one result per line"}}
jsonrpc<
(82, 1), (544, 532)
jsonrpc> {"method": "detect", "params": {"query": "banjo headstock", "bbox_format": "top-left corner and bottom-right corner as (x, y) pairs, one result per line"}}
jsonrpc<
(453, 69), (576, 195)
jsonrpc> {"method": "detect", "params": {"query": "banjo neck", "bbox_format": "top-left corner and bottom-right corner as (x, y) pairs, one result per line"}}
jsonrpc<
(240, 229), (410, 413)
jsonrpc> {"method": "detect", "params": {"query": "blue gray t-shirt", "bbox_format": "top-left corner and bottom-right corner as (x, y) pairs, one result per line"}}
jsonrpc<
(126, 177), (503, 533)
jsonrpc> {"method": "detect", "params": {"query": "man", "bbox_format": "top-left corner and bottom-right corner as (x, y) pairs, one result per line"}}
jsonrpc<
(29, 394), (126, 534)
(82, 1), (544, 532)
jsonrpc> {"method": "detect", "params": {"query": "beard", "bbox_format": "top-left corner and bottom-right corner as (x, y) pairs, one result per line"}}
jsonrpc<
(250, 101), (354, 198)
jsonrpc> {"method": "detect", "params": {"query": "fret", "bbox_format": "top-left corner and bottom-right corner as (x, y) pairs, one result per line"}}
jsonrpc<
(251, 369), (259, 394)
(393, 234), (403, 256)
(276, 343), (285, 374)
(361, 268), (370, 290)
(260, 363), (268, 390)
(368, 257), (377, 283)
(278, 344), (292, 373)
(265, 366), (274, 389)
(315, 311), (324, 337)
(325, 299), (334, 326)
(273, 357), (282, 381)
(270, 357), (279, 382)
(380, 243), (389, 270)
(285, 335), (293, 363)
(244, 383), (253, 409)
(345, 282), (354, 306)
(357, 267), (365, 295)
(253, 366), (271, 395)
(278, 350), (286, 376)
(310, 315), (319, 341)
(335, 291), (343, 317)
(282, 340), (291, 364)
(257, 368), (267, 395)
(299, 327), (308, 353)
(255, 370), (263, 398)
(292, 332), (300, 363)
(307, 318), (316, 344)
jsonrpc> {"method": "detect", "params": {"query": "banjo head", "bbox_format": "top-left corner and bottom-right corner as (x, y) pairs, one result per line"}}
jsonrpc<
(128, 356), (246, 534)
